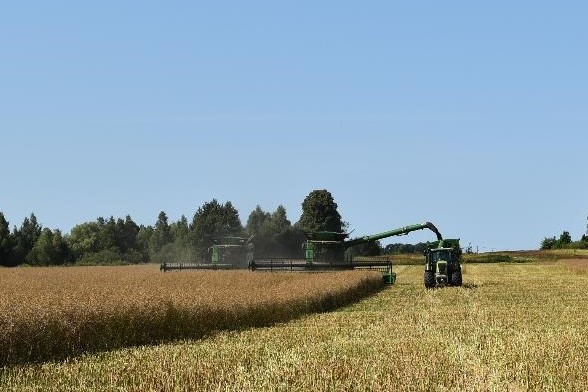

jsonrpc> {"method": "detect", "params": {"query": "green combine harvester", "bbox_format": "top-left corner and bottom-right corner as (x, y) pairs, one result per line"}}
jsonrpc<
(161, 221), (463, 288)
(160, 236), (254, 272)
(250, 222), (451, 285)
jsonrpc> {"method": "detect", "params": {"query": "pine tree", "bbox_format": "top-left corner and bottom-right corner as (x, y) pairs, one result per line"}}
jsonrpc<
(0, 212), (13, 266)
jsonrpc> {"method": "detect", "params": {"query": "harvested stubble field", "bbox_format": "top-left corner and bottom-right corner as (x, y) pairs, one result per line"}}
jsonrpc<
(2, 261), (588, 391)
(0, 266), (382, 367)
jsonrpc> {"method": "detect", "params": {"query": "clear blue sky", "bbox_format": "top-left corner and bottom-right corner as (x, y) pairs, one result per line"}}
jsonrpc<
(1, 1), (586, 250)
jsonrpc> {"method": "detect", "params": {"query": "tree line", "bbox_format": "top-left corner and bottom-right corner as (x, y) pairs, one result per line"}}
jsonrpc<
(0, 190), (355, 267)
(540, 218), (588, 250)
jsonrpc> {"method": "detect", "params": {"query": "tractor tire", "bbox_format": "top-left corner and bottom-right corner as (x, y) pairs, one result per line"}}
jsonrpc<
(451, 269), (463, 286)
(424, 271), (435, 289)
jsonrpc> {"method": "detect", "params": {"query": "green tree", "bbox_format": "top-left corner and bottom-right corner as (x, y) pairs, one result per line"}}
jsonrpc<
(12, 213), (42, 264)
(191, 200), (243, 256)
(540, 236), (557, 250)
(137, 225), (154, 259)
(51, 229), (71, 264)
(98, 217), (118, 251)
(170, 215), (190, 246)
(114, 215), (140, 255)
(269, 205), (291, 233)
(298, 190), (344, 233)
(68, 221), (101, 259)
(346, 240), (383, 259)
(27, 228), (54, 266)
(0, 212), (13, 266)
(68, 216), (144, 265)
(246, 205), (271, 236)
(384, 242), (428, 254)
(245, 205), (302, 258)
(298, 190), (346, 262)
(158, 215), (197, 263)
(269, 206), (303, 257)
(150, 211), (172, 254)
(116, 216), (143, 263)
(27, 228), (70, 266)
(559, 231), (572, 247)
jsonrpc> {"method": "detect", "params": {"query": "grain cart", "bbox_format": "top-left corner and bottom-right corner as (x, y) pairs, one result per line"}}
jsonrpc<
(423, 239), (462, 288)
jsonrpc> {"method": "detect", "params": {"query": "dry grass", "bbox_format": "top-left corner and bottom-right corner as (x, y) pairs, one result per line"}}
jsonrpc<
(382, 249), (588, 265)
(2, 262), (588, 391)
(0, 265), (382, 367)
(560, 258), (588, 275)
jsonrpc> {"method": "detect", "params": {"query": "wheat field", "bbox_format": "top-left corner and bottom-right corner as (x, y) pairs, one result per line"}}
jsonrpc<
(2, 261), (588, 391)
(0, 266), (382, 367)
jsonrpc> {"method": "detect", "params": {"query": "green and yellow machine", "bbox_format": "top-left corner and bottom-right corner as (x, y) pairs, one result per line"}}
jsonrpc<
(162, 221), (462, 288)
(160, 236), (254, 272)
(423, 239), (462, 288)
(303, 222), (443, 265)
(250, 222), (445, 285)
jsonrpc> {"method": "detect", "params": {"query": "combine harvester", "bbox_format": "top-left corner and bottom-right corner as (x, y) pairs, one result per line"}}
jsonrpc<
(161, 222), (463, 288)
(160, 236), (254, 272)
(250, 222), (446, 285)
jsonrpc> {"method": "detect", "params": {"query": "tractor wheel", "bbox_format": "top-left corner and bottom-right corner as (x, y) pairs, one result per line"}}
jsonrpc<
(451, 269), (463, 286)
(424, 271), (435, 288)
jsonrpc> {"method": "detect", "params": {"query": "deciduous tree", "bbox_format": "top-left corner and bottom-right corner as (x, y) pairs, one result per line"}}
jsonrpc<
(298, 189), (344, 233)
(191, 200), (243, 256)
(27, 228), (70, 266)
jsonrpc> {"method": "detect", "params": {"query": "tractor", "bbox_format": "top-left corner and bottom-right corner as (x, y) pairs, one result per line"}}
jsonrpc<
(423, 239), (462, 288)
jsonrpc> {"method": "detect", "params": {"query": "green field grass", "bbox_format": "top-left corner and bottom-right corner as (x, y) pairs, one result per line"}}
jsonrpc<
(3, 260), (588, 391)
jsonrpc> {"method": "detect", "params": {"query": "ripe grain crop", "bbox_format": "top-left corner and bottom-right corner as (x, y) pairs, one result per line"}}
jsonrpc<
(3, 262), (588, 391)
(0, 265), (382, 366)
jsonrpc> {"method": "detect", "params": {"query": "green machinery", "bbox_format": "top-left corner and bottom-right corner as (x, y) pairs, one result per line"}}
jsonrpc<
(161, 222), (463, 289)
(210, 236), (254, 268)
(303, 222), (443, 264)
(423, 238), (462, 288)
(160, 236), (254, 272)
(250, 222), (444, 284)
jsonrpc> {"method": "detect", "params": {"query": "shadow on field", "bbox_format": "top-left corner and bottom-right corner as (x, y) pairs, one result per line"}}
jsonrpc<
(462, 283), (479, 289)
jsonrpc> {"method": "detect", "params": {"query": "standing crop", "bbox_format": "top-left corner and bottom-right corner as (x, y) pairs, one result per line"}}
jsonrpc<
(0, 266), (382, 366)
